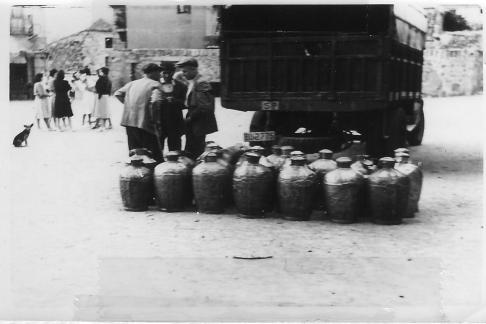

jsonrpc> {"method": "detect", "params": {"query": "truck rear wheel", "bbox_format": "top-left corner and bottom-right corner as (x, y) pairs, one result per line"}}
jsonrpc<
(249, 111), (266, 132)
(406, 101), (425, 146)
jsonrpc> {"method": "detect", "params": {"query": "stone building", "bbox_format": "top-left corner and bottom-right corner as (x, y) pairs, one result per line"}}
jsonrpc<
(108, 5), (220, 91)
(45, 19), (115, 76)
(9, 5), (48, 100)
(422, 6), (483, 97)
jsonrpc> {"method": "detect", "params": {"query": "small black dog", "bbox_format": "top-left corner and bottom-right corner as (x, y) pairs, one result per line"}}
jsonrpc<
(13, 123), (34, 147)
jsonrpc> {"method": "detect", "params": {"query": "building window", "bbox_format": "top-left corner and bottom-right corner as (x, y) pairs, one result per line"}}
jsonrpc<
(177, 5), (191, 14)
(105, 56), (109, 67)
(118, 31), (127, 43)
(10, 18), (24, 35)
(105, 37), (113, 48)
(112, 5), (126, 29)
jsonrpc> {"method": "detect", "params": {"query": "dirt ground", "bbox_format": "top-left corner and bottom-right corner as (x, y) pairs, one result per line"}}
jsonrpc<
(0, 95), (484, 322)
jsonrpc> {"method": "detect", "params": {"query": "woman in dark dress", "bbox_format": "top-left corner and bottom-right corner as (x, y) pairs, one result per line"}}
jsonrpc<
(53, 70), (74, 131)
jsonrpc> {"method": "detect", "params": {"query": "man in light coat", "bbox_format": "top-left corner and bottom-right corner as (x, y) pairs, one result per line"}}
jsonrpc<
(114, 63), (164, 161)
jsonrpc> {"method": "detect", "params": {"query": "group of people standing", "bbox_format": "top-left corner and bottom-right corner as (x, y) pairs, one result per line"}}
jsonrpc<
(115, 57), (217, 161)
(32, 57), (217, 160)
(32, 66), (113, 131)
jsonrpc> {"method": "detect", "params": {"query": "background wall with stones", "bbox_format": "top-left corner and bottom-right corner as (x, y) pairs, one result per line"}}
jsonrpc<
(422, 31), (483, 97)
(109, 48), (219, 91)
(46, 29), (114, 75)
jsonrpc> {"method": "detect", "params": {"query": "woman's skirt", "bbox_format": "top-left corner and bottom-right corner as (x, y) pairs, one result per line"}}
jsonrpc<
(49, 94), (56, 118)
(73, 90), (95, 115)
(53, 94), (73, 118)
(82, 91), (96, 115)
(94, 94), (110, 119)
(34, 96), (50, 119)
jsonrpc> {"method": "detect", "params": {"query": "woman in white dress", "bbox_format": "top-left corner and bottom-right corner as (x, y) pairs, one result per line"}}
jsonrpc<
(33, 73), (52, 130)
(78, 68), (97, 126)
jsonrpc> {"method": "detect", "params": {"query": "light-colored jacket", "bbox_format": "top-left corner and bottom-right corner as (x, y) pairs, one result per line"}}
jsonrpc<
(115, 77), (161, 135)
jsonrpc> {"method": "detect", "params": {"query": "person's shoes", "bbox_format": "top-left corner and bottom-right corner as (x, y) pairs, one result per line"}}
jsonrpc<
(106, 125), (113, 130)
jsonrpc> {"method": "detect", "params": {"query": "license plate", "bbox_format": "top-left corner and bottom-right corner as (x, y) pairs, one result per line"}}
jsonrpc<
(261, 101), (280, 111)
(244, 131), (276, 142)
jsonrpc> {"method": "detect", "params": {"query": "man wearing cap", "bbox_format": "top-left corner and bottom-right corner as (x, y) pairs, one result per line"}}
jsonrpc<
(174, 57), (218, 159)
(156, 61), (186, 151)
(114, 63), (164, 161)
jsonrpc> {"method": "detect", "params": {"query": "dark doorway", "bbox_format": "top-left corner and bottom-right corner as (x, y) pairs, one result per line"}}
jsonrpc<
(10, 63), (28, 100)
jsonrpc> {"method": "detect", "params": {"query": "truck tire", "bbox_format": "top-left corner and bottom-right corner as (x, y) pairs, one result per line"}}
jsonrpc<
(406, 101), (425, 146)
(249, 111), (266, 132)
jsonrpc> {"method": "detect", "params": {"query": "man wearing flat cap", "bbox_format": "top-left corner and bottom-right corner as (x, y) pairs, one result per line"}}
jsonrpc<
(114, 63), (164, 161)
(174, 57), (218, 159)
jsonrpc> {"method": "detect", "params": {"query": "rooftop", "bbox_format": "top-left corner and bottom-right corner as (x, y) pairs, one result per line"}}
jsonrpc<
(86, 18), (113, 32)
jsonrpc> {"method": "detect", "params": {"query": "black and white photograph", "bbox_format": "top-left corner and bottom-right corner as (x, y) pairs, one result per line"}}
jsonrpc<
(1, 0), (484, 322)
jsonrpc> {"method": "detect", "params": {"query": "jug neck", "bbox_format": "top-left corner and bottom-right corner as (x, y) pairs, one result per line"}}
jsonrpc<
(204, 152), (218, 163)
(319, 149), (334, 160)
(336, 157), (352, 168)
(290, 156), (306, 166)
(166, 151), (180, 162)
(379, 157), (396, 169)
(246, 152), (260, 164)
(130, 157), (144, 167)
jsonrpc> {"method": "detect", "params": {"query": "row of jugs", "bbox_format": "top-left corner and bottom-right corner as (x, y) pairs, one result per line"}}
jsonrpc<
(119, 144), (422, 225)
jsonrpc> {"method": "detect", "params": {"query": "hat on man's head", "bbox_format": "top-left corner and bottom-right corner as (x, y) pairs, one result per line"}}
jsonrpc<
(175, 57), (198, 68)
(160, 61), (176, 72)
(100, 67), (109, 74)
(142, 63), (162, 74)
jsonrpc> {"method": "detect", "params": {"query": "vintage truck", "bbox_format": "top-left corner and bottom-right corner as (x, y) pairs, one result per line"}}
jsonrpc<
(218, 4), (427, 156)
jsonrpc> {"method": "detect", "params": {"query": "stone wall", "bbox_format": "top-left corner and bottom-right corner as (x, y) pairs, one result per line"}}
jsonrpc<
(46, 30), (114, 75)
(109, 48), (219, 91)
(422, 31), (483, 97)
